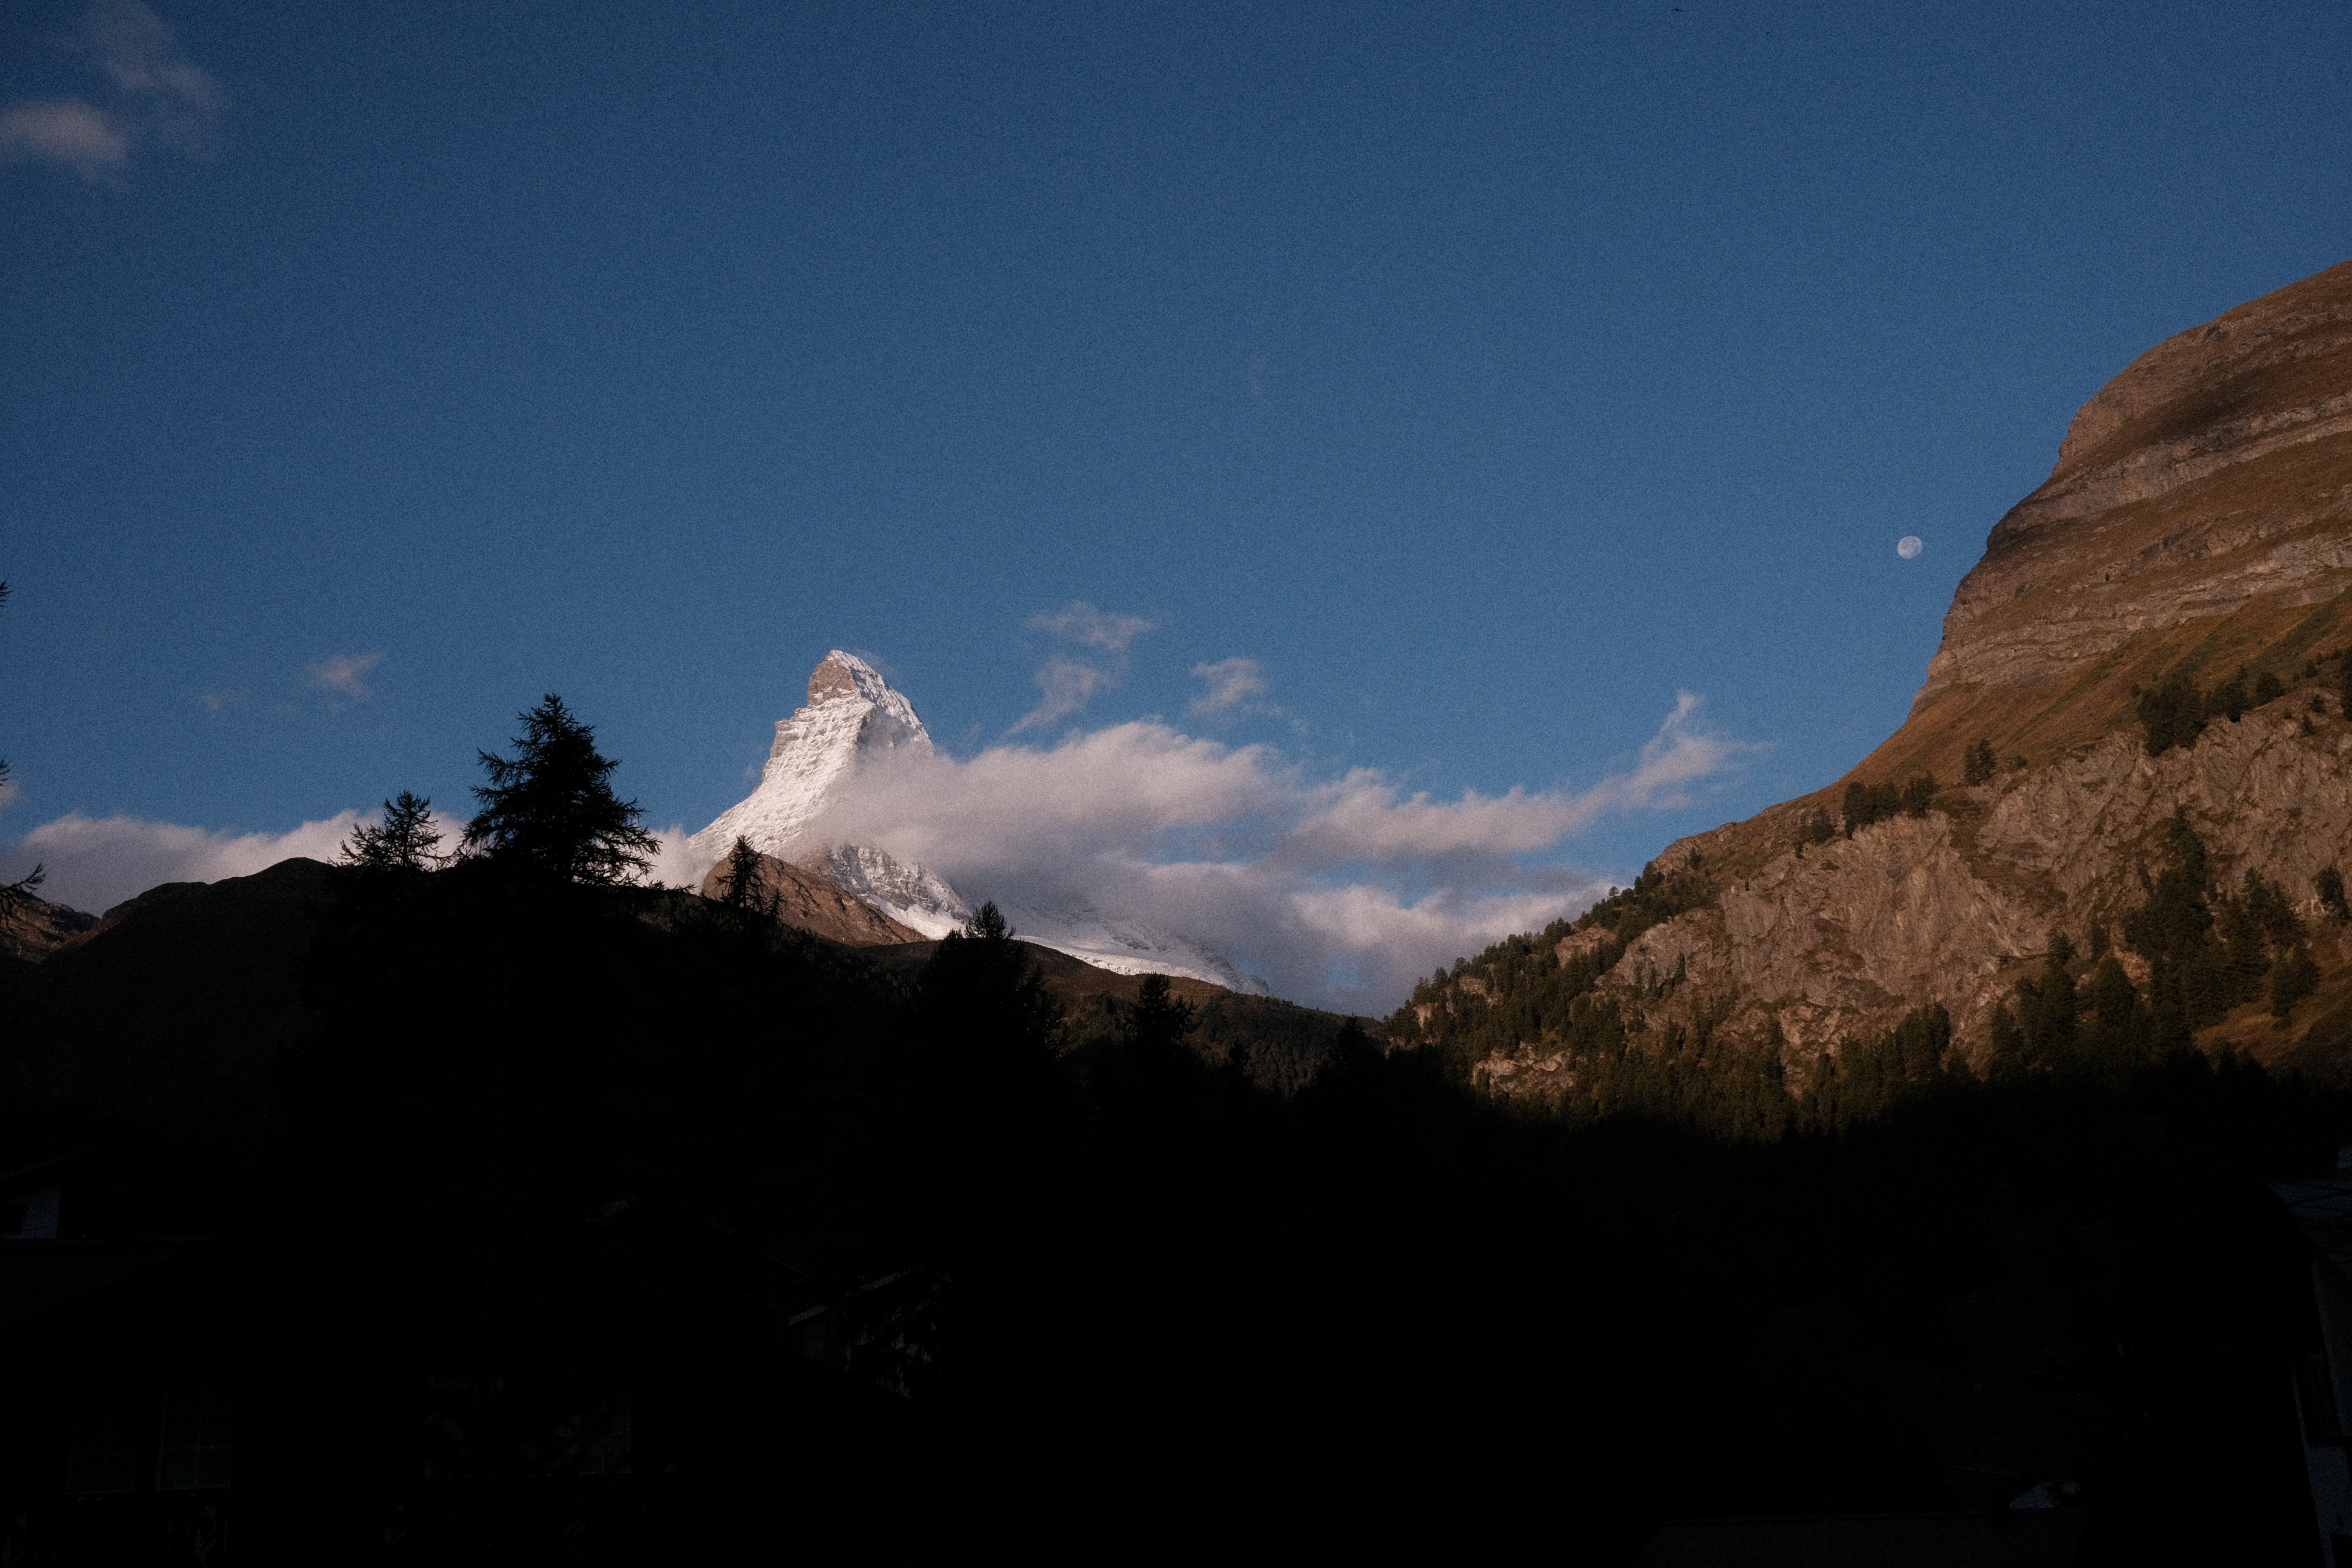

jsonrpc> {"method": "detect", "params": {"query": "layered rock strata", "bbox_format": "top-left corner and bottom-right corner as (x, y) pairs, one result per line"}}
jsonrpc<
(1437, 258), (2352, 1089)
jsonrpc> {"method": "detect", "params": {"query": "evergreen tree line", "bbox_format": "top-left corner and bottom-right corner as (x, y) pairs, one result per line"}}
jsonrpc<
(1980, 813), (2338, 1093)
(1795, 765), (1962, 854)
(1841, 773), (1938, 834)
(1389, 808), (2349, 1149)
(2136, 646), (2348, 757)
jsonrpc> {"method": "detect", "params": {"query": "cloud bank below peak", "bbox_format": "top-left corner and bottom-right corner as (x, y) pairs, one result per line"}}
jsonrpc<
(801, 689), (1757, 1011)
(1, 689), (1756, 1014)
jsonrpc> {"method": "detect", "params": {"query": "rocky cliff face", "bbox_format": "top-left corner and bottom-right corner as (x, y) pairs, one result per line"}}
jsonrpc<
(695, 848), (928, 948)
(0, 887), (98, 964)
(1892, 258), (2352, 772)
(1419, 258), (2352, 1092)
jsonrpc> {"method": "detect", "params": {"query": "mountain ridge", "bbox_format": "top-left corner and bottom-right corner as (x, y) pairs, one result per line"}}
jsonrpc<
(1395, 257), (2352, 1095)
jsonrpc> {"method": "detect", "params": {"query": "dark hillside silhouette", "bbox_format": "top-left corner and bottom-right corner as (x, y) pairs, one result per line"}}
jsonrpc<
(0, 696), (2343, 1560)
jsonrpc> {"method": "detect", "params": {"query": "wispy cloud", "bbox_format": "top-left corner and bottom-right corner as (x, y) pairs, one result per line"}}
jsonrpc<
(1189, 657), (1272, 718)
(798, 692), (1758, 1010)
(1011, 601), (1158, 732)
(1009, 654), (1112, 734)
(1026, 600), (1156, 653)
(309, 651), (383, 702)
(1, 2), (226, 181)
(0, 98), (129, 178)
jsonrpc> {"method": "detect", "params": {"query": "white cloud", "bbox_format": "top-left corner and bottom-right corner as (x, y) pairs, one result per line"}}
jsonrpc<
(0, 808), (364, 917)
(0, 776), (20, 812)
(1009, 654), (1113, 734)
(1, 799), (719, 917)
(1009, 601), (1158, 732)
(798, 693), (1757, 1011)
(643, 823), (718, 893)
(3, 693), (1755, 1012)
(0, 98), (130, 178)
(2, 2), (226, 179)
(1026, 600), (1156, 653)
(1189, 657), (1271, 717)
(309, 651), (383, 701)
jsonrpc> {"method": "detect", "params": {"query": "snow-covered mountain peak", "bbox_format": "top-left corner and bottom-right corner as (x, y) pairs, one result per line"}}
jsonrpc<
(806, 649), (923, 733)
(686, 651), (931, 863)
(690, 651), (1268, 995)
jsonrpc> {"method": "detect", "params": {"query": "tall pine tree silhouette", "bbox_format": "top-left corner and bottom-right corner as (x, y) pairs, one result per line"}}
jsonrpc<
(462, 695), (659, 884)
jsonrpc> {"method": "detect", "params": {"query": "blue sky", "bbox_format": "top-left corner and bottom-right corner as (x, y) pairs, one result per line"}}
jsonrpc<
(4, 1), (2349, 1005)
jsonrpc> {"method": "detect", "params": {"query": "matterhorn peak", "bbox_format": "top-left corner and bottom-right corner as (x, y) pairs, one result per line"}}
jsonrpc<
(805, 649), (917, 722)
(686, 650), (932, 865)
(690, 650), (1269, 995)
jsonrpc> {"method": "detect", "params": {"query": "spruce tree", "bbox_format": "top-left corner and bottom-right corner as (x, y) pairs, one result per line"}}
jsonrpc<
(715, 835), (776, 918)
(462, 695), (659, 884)
(1128, 972), (1196, 1058)
(2136, 672), (2206, 755)
(341, 791), (444, 873)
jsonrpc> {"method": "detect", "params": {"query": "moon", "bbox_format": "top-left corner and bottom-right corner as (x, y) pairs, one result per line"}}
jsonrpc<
(1897, 536), (1923, 560)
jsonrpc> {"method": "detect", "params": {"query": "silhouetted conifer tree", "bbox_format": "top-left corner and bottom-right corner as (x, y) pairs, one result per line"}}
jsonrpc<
(713, 833), (782, 922)
(1128, 972), (1196, 1057)
(340, 790), (443, 873)
(461, 695), (659, 884)
(2014, 928), (2079, 1068)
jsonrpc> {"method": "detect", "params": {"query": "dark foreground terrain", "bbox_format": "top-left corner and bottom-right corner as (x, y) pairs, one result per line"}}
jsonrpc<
(0, 855), (2343, 1562)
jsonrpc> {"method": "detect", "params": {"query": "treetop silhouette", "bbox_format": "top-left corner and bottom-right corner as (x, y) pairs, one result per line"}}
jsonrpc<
(462, 694), (659, 884)
(341, 790), (444, 874)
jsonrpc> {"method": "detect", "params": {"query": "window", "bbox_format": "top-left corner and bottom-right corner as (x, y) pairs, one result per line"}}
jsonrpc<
(64, 1396), (141, 1495)
(155, 1380), (233, 1490)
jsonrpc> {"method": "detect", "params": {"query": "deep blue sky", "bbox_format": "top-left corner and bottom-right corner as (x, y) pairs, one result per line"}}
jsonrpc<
(5, 1), (2349, 943)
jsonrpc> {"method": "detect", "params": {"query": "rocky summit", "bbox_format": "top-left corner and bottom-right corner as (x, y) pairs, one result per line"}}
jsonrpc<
(1404, 258), (2352, 1093)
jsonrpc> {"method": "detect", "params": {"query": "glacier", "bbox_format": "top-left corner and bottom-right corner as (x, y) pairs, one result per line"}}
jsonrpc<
(689, 651), (1268, 995)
